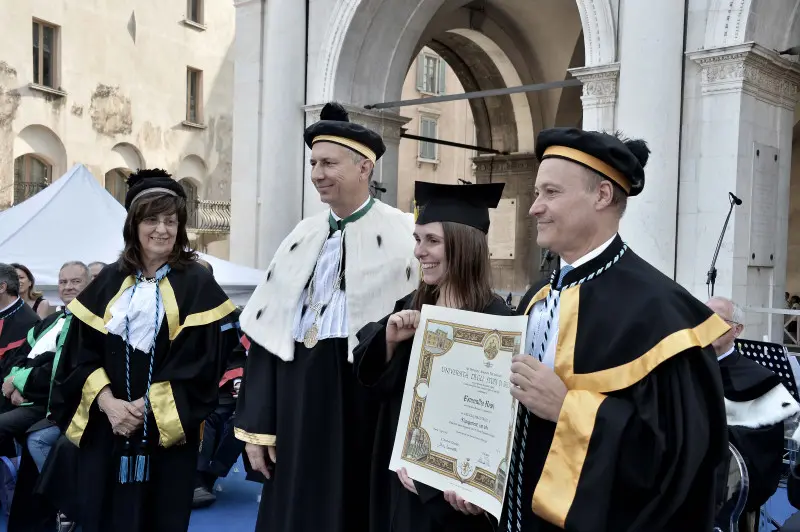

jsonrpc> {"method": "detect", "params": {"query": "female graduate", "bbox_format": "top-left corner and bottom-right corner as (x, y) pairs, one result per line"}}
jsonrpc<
(353, 180), (511, 532)
(48, 169), (238, 532)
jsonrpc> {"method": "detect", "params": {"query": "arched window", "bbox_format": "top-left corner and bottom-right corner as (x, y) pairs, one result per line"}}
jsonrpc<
(105, 169), (130, 205)
(179, 178), (199, 228)
(13, 154), (51, 204)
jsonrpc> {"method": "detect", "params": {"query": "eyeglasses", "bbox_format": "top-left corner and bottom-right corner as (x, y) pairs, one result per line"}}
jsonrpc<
(723, 319), (741, 326)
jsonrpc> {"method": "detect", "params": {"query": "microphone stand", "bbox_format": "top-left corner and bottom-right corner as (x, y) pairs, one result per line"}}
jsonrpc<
(706, 195), (738, 297)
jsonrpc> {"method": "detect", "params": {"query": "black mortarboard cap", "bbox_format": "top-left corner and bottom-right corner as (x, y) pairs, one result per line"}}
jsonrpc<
(535, 127), (650, 196)
(414, 181), (505, 234)
(304, 103), (386, 162)
(124, 168), (186, 210)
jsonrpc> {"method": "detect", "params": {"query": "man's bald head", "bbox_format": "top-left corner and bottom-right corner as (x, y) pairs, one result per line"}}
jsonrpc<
(706, 296), (743, 356)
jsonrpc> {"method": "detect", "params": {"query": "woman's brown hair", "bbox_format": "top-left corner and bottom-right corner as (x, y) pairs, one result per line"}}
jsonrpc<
(410, 221), (496, 312)
(119, 193), (197, 275)
(10, 263), (43, 300)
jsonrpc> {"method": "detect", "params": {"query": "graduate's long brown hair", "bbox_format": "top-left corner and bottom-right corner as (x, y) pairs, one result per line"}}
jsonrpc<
(119, 193), (197, 275)
(410, 221), (496, 312)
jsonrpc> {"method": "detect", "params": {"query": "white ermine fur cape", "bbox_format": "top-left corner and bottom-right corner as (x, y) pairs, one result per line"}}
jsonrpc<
(240, 200), (419, 362)
(725, 383), (800, 443)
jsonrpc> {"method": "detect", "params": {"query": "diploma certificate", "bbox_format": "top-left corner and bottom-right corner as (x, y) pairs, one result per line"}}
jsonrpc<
(389, 304), (528, 520)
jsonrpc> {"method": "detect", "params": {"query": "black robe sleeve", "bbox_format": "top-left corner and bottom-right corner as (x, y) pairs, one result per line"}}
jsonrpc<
(147, 321), (237, 447)
(353, 294), (413, 396)
(532, 346), (728, 531)
(50, 316), (110, 444)
(234, 341), (277, 447)
(15, 352), (56, 404)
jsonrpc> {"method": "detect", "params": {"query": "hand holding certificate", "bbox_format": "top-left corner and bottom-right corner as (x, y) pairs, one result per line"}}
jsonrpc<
(389, 304), (528, 520)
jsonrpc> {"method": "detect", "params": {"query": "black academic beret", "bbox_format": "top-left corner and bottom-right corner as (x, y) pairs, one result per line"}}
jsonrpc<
(535, 127), (650, 196)
(304, 103), (386, 162)
(414, 181), (505, 234)
(124, 168), (186, 211)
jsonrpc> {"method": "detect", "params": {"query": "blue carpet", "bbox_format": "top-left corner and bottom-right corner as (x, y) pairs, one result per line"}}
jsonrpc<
(0, 457), (261, 531)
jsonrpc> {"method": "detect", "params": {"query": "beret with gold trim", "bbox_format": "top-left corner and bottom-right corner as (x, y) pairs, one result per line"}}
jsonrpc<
(304, 102), (386, 163)
(535, 127), (650, 197)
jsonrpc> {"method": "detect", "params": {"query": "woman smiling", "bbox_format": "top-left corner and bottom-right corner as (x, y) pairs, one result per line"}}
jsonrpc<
(354, 181), (511, 532)
(47, 169), (239, 532)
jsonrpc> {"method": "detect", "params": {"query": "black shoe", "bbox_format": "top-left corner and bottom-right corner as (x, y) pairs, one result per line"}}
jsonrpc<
(57, 512), (76, 532)
(192, 486), (217, 509)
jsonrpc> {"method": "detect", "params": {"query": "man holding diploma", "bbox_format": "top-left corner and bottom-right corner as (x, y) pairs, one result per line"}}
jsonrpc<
(472, 128), (730, 531)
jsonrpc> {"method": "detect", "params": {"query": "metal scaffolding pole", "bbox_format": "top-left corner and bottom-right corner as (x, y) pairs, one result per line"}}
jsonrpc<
(400, 132), (505, 154)
(364, 78), (582, 110)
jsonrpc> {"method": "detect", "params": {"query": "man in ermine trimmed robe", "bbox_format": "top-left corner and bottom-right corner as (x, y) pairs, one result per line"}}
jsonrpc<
(0, 264), (40, 385)
(234, 102), (419, 532)
(488, 128), (729, 531)
(707, 296), (799, 532)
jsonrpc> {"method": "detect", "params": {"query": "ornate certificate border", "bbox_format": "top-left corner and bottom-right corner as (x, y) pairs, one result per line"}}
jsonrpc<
(400, 319), (521, 502)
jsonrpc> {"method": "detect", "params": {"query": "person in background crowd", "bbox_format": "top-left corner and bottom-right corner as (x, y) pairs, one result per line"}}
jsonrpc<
(707, 296), (798, 532)
(354, 181), (510, 532)
(191, 255), (246, 508)
(234, 102), (418, 532)
(87, 262), (107, 281)
(2, 261), (92, 532)
(47, 169), (240, 532)
(0, 264), (40, 372)
(12, 264), (51, 319)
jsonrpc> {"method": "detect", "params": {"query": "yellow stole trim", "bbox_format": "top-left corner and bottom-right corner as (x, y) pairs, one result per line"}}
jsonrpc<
(523, 284), (551, 316)
(530, 285), (730, 524)
(65, 368), (111, 447)
(313, 135), (376, 163)
(67, 299), (107, 335)
(150, 381), (185, 447)
(543, 146), (631, 194)
(172, 300), (237, 340)
(234, 427), (277, 446)
(532, 389), (606, 527)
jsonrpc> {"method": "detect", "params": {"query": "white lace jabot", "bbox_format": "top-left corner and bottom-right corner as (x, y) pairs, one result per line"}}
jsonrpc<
(105, 282), (165, 352)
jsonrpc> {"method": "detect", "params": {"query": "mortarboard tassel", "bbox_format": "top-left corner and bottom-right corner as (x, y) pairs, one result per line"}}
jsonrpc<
(133, 438), (150, 482)
(119, 440), (132, 484)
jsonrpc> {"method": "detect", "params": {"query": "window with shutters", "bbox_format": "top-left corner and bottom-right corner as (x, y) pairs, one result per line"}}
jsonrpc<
(186, 67), (203, 124)
(418, 117), (438, 161)
(32, 20), (59, 89)
(416, 52), (446, 95)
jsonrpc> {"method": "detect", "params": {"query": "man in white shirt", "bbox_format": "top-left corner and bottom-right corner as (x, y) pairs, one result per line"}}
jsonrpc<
(491, 128), (730, 532)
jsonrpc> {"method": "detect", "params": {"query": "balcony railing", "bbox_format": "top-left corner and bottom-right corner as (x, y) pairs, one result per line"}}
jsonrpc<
(187, 200), (231, 234)
(13, 182), (49, 204)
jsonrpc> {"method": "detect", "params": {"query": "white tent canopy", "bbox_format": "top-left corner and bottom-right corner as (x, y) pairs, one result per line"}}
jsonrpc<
(0, 164), (264, 306)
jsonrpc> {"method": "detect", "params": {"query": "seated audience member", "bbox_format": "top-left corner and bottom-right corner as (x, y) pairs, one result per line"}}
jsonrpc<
(707, 296), (800, 532)
(2, 262), (90, 532)
(12, 264), (52, 319)
(0, 264), (40, 388)
(87, 262), (106, 282)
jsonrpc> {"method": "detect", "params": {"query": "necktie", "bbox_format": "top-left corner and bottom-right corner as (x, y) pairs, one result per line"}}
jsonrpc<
(556, 265), (574, 289)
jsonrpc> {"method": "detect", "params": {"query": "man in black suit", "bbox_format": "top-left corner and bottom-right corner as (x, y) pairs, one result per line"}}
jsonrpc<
(707, 296), (799, 532)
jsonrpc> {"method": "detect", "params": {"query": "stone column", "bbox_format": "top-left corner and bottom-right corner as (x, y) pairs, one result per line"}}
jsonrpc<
(230, 0), (308, 269)
(473, 153), (542, 299)
(615, 0), (687, 276)
(302, 104), (410, 216)
(229, 0), (264, 267)
(568, 62), (620, 132)
(681, 44), (800, 341)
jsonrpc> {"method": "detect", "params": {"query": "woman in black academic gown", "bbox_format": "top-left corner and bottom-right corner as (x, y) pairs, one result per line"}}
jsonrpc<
(46, 169), (238, 532)
(354, 181), (511, 532)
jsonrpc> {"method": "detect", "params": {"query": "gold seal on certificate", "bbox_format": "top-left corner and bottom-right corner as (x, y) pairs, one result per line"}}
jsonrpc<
(389, 304), (528, 520)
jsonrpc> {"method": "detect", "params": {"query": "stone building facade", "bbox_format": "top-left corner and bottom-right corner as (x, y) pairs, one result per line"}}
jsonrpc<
(232, 0), (800, 342)
(0, 0), (235, 258)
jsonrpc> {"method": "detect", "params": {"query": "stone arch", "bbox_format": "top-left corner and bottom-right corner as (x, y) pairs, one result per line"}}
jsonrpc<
(704, 0), (800, 50)
(316, 0), (615, 105)
(13, 124), (67, 178)
(176, 154), (207, 196)
(107, 142), (145, 175)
